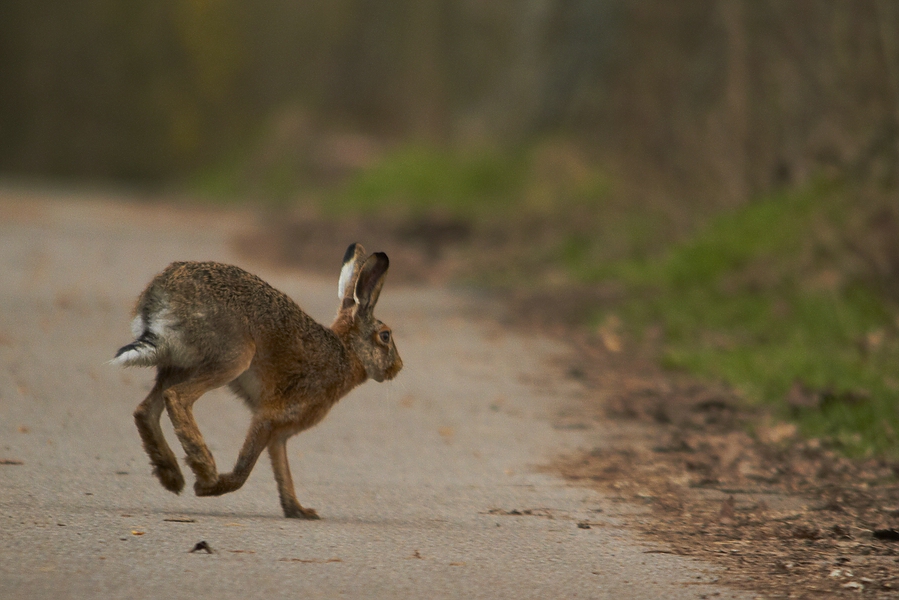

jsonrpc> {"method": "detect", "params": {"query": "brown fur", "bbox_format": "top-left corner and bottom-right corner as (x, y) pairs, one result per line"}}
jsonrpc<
(116, 244), (402, 518)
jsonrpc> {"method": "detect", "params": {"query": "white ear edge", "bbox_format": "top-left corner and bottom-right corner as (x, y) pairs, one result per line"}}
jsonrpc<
(337, 259), (355, 300)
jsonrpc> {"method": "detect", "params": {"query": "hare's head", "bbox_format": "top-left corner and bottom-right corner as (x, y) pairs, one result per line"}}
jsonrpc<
(335, 243), (403, 383)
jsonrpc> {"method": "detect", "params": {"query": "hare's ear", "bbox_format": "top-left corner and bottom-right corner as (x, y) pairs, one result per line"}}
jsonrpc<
(353, 252), (389, 316)
(338, 243), (367, 311)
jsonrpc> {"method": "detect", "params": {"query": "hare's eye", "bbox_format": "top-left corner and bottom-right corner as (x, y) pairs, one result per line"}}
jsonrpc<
(379, 330), (391, 344)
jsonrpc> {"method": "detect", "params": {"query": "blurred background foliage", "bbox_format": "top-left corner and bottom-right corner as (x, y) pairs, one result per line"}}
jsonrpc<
(2, 0), (899, 455)
(2, 0), (898, 197)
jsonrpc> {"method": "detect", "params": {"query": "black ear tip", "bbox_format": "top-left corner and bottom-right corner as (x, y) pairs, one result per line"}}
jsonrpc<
(342, 243), (359, 264)
(375, 252), (389, 268)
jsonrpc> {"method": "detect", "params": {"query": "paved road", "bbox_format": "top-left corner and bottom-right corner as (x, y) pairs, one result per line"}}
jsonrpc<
(0, 189), (752, 599)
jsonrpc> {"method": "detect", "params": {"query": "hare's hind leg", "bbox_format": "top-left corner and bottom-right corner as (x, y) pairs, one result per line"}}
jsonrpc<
(163, 383), (220, 489)
(268, 435), (319, 519)
(134, 372), (185, 493)
(164, 349), (255, 491)
(193, 415), (274, 498)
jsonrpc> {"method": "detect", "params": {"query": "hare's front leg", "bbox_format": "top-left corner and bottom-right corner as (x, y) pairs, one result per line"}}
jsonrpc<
(133, 375), (185, 493)
(268, 435), (319, 519)
(193, 416), (273, 497)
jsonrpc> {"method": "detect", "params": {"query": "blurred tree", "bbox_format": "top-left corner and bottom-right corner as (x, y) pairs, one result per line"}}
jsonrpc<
(0, 0), (896, 198)
(0, 0), (247, 180)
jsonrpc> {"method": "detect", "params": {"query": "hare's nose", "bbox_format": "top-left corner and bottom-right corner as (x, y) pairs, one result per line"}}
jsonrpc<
(389, 356), (403, 379)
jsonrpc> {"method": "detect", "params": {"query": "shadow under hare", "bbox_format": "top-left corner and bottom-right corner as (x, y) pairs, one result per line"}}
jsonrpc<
(113, 243), (402, 519)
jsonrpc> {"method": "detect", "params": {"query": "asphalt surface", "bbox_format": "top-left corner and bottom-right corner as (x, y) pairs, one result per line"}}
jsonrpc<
(0, 188), (753, 599)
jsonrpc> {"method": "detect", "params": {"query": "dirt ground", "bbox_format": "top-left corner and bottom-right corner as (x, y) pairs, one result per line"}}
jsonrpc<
(242, 210), (899, 599)
(553, 338), (899, 599)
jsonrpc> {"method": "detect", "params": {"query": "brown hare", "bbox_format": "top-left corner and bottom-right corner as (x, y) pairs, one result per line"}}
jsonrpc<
(113, 243), (402, 519)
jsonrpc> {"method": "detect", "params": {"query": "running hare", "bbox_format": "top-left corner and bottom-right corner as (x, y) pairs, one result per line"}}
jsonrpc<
(113, 243), (402, 518)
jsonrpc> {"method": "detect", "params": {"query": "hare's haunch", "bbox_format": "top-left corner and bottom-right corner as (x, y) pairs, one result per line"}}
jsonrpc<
(113, 243), (402, 518)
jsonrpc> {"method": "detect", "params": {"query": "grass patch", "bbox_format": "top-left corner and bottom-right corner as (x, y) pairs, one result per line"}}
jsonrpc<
(188, 140), (592, 216)
(589, 180), (899, 457)
(326, 145), (529, 217)
(188, 149), (312, 205)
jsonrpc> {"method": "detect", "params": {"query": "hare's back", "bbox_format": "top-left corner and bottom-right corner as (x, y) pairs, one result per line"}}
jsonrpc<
(153, 261), (270, 299)
(136, 262), (307, 358)
(150, 261), (306, 320)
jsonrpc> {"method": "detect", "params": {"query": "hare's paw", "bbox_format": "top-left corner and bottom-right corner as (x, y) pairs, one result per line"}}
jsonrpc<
(194, 473), (242, 497)
(153, 462), (185, 494)
(193, 480), (217, 497)
(284, 504), (320, 520)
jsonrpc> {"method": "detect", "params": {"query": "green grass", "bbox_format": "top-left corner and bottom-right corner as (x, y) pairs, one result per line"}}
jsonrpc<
(190, 143), (538, 214)
(326, 145), (529, 217)
(589, 180), (899, 457)
(188, 151), (309, 204)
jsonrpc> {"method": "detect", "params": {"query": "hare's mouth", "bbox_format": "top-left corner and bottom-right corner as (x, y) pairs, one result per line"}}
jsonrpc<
(384, 361), (403, 381)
